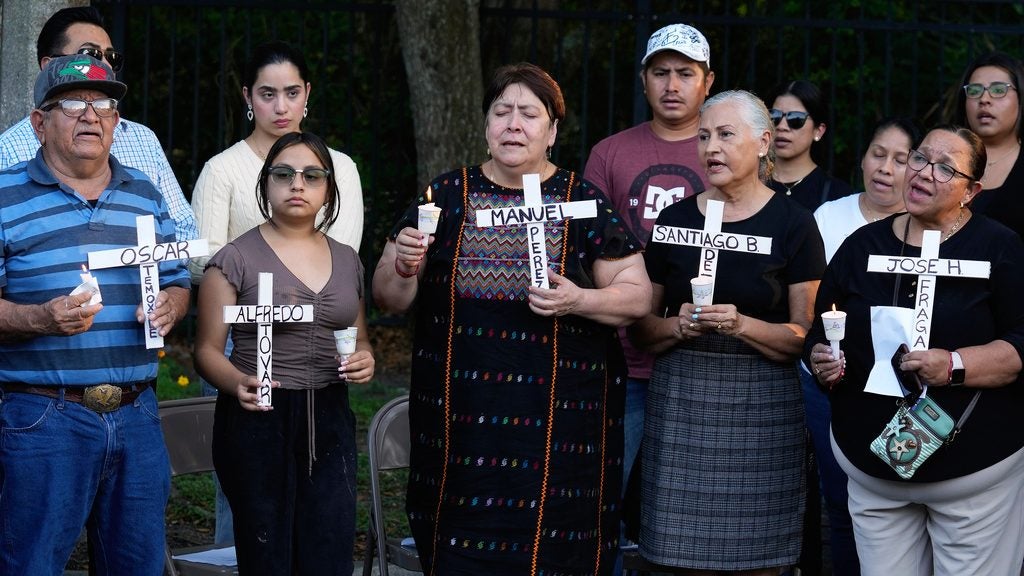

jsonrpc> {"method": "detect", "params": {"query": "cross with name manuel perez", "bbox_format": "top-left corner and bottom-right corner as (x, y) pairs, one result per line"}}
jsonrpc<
(867, 229), (989, 350)
(222, 272), (313, 407)
(475, 173), (597, 289)
(650, 199), (773, 302)
(87, 214), (209, 349)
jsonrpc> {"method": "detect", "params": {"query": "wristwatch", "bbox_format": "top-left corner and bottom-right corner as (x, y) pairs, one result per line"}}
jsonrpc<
(949, 351), (966, 386)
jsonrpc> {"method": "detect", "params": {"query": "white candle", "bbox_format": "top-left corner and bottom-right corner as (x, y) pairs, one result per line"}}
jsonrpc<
(71, 264), (102, 306)
(822, 304), (847, 361)
(417, 188), (441, 247)
(333, 326), (358, 360)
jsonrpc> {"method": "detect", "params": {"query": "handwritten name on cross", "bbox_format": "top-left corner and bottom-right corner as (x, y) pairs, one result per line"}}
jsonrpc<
(88, 214), (209, 349)
(867, 229), (989, 350)
(650, 199), (773, 302)
(222, 272), (314, 407)
(475, 173), (597, 289)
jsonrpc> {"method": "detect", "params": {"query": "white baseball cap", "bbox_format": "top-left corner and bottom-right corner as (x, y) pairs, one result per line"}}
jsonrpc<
(641, 23), (711, 67)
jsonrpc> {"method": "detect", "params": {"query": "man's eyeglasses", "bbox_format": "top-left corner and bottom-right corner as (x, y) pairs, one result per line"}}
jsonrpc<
(268, 166), (331, 186)
(51, 47), (124, 72)
(769, 109), (811, 130)
(963, 81), (1016, 99)
(40, 98), (119, 118)
(907, 149), (974, 183)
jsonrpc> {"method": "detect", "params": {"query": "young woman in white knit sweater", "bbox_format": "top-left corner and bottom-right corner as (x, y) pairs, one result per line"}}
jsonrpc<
(189, 40), (363, 281)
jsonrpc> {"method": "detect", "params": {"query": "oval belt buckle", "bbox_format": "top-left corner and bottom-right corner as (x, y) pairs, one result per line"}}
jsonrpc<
(83, 384), (122, 413)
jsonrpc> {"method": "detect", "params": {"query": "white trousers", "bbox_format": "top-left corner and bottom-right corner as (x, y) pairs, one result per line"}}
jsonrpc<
(833, 433), (1024, 576)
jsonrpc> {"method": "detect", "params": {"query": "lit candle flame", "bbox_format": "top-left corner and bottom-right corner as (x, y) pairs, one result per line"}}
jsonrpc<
(425, 187), (432, 203)
(831, 303), (837, 313)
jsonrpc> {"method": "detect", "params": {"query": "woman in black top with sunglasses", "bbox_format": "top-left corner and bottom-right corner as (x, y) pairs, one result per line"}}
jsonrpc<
(765, 80), (854, 212)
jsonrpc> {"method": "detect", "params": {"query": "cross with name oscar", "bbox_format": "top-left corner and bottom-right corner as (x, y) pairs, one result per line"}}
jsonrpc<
(475, 173), (598, 289)
(649, 199), (773, 302)
(867, 229), (989, 350)
(87, 214), (209, 349)
(222, 273), (314, 407)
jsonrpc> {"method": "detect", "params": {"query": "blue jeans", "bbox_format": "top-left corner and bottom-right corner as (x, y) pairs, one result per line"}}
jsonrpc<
(799, 364), (861, 576)
(0, 387), (170, 575)
(614, 377), (647, 576)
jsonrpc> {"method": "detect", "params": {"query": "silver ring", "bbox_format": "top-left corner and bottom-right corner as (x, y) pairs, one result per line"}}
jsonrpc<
(688, 322), (697, 330)
(717, 322), (723, 330)
(814, 368), (821, 375)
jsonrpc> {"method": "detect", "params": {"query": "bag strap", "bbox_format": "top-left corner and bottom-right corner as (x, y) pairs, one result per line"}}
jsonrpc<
(947, 391), (982, 444)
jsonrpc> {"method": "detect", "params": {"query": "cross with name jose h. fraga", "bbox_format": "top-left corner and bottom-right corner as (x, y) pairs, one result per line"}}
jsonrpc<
(222, 272), (314, 407)
(649, 199), (773, 301)
(867, 229), (989, 350)
(475, 173), (597, 289)
(87, 214), (209, 349)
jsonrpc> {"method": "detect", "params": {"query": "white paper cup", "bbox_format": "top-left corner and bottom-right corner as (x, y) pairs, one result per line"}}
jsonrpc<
(822, 311), (847, 341)
(417, 203), (442, 246)
(690, 276), (714, 306)
(334, 327), (358, 357)
(70, 278), (102, 306)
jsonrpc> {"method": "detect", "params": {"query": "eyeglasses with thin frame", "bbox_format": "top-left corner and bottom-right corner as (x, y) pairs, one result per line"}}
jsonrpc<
(907, 149), (974, 183)
(50, 47), (124, 72)
(963, 81), (1016, 99)
(40, 98), (119, 118)
(769, 109), (811, 130)
(268, 165), (331, 186)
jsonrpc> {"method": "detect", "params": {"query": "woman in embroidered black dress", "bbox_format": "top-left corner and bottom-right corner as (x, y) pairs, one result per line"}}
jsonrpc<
(372, 63), (650, 576)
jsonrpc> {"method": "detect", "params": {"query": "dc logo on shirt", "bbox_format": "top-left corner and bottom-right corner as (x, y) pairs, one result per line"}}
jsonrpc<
(643, 185), (687, 220)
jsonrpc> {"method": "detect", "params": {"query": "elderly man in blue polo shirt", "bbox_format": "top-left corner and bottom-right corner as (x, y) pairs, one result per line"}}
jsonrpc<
(0, 55), (190, 575)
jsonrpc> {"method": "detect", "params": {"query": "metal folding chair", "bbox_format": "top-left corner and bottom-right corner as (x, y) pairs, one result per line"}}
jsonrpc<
(362, 395), (422, 576)
(159, 396), (237, 576)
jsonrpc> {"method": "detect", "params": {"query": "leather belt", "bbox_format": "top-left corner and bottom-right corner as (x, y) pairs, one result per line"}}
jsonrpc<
(1, 380), (155, 413)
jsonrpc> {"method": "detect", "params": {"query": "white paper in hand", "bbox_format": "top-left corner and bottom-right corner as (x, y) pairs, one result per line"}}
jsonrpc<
(864, 306), (914, 397)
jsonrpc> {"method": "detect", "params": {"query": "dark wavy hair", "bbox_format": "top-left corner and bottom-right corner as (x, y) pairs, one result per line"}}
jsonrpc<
(949, 51), (1024, 142)
(257, 131), (339, 233)
(482, 62), (565, 124)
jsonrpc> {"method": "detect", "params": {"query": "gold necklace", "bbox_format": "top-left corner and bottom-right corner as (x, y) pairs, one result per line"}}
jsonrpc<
(987, 142), (1020, 167)
(247, 137), (269, 160)
(941, 209), (965, 241)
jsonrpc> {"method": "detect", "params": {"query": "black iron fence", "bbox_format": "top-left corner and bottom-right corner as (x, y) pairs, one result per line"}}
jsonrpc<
(92, 0), (1024, 273)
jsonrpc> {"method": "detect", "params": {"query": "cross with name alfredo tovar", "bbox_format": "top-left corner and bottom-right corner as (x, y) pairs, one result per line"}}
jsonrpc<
(475, 173), (597, 289)
(87, 214), (209, 349)
(222, 272), (313, 407)
(867, 229), (989, 351)
(650, 199), (773, 302)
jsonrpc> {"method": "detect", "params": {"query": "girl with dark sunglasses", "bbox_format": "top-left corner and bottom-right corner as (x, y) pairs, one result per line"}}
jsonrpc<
(764, 80), (854, 212)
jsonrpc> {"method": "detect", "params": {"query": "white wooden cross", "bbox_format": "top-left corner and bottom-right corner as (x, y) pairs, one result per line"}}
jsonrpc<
(87, 214), (209, 349)
(649, 199), (773, 302)
(475, 173), (597, 289)
(222, 273), (314, 407)
(867, 229), (990, 350)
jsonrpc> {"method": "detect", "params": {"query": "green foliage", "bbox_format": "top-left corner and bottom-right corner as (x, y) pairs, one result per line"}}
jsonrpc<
(156, 350), (201, 400)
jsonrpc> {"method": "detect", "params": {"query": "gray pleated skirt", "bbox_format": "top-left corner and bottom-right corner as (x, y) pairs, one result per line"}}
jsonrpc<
(639, 333), (806, 570)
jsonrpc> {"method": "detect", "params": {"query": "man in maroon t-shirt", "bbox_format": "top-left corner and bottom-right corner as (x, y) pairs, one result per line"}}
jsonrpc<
(583, 22), (714, 565)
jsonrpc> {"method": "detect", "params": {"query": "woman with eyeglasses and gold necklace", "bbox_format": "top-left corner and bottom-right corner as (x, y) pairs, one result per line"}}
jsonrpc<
(765, 80), (854, 212)
(807, 126), (1024, 575)
(950, 52), (1024, 238)
(195, 131), (374, 576)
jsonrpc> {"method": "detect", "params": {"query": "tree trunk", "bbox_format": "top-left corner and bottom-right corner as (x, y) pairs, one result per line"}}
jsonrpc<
(395, 0), (484, 190)
(0, 0), (87, 132)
